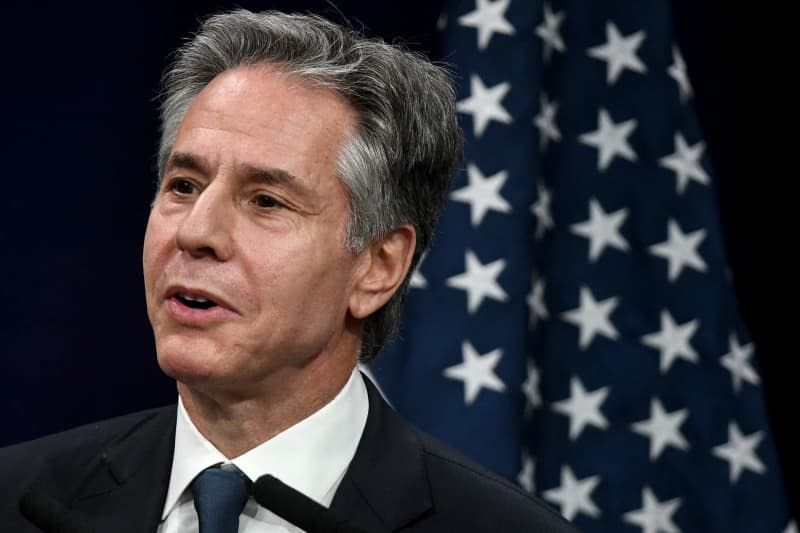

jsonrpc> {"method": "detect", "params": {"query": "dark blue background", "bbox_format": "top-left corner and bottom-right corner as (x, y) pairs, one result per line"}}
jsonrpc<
(0, 0), (793, 515)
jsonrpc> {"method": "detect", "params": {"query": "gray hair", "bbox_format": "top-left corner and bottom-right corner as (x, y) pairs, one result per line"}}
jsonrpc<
(158, 9), (463, 361)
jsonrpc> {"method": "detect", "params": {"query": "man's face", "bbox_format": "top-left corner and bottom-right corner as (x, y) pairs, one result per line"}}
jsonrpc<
(143, 65), (363, 393)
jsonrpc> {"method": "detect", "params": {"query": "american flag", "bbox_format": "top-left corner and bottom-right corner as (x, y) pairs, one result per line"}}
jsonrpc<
(370, 0), (794, 531)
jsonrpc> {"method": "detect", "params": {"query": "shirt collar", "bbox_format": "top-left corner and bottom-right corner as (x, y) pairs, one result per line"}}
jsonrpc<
(161, 368), (369, 520)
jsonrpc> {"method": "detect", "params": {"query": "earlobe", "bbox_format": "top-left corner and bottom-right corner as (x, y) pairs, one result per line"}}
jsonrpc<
(348, 224), (416, 319)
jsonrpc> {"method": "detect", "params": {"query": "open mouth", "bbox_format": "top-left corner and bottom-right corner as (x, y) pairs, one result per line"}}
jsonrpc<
(175, 293), (218, 310)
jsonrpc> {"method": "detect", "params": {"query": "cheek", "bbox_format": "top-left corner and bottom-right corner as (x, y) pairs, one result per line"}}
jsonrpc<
(255, 240), (352, 312)
(142, 215), (172, 296)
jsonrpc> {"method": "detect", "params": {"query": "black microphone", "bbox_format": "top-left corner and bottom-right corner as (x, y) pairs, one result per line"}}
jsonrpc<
(253, 474), (373, 533)
(19, 491), (92, 533)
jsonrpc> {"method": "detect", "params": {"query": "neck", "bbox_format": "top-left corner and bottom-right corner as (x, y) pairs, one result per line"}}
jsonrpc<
(178, 350), (358, 459)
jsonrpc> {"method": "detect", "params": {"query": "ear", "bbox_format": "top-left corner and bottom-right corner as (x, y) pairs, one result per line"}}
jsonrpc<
(348, 224), (416, 320)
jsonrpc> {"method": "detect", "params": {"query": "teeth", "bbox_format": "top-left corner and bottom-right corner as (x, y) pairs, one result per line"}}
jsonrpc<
(180, 293), (210, 303)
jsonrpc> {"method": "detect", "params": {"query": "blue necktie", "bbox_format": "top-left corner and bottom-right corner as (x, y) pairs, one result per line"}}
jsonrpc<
(191, 466), (251, 533)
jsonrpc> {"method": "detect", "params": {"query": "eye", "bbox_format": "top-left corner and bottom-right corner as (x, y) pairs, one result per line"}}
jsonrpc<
(254, 194), (281, 209)
(166, 178), (198, 196)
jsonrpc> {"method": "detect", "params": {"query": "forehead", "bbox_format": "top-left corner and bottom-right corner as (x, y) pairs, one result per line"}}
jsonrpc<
(172, 64), (357, 186)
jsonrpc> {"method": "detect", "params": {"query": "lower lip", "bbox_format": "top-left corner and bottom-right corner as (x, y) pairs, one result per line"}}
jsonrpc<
(165, 297), (239, 325)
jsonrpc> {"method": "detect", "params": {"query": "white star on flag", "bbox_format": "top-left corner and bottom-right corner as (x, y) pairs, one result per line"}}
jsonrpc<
(641, 310), (699, 373)
(570, 197), (630, 262)
(436, 12), (448, 31)
(668, 45), (693, 102)
(446, 249), (508, 314)
(561, 286), (620, 350)
(579, 108), (638, 172)
(712, 422), (766, 483)
(527, 276), (548, 327)
(456, 74), (512, 137)
(631, 398), (690, 460)
(623, 486), (682, 533)
(457, 0), (515, 51)
(450, 162), (511, 226)
(443, 340), (506, 405)
(659, 132), (710, 194)
(409, 252), (428, 289)
(521, 359), (542, 415)
(535, 3), (566, 62)
(552, 376), (610, 440)
(720, 333), (760, 393)
(649, 219), (708, 282)
(517, 450), (536, 493)
(543, 465), (602, 521)
(534, 92), (561, 151)
(587, 21), (647, 84)
(531, 183), (554, 238)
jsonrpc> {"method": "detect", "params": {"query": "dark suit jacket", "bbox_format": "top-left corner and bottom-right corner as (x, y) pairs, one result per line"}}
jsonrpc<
(1, 378), (577, 532)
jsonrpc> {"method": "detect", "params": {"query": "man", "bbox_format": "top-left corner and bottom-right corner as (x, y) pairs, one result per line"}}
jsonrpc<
(1, 10), (576, 533)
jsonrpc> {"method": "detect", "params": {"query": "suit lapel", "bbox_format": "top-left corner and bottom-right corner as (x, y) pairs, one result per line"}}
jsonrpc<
(330, 376), (433, 532)
(69, 406), (176, 533)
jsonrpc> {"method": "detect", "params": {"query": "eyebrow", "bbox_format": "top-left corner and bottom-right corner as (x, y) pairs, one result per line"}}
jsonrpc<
(165, 152), (300, 187)
(164, 152), (208, 175)
(241, 164), (298, 187)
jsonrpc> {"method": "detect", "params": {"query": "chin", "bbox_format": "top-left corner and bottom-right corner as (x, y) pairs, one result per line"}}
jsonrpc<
(155, 337), (227, 385)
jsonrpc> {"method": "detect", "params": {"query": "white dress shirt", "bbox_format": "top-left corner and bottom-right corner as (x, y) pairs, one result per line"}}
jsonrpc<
(158, 369), (369, 533)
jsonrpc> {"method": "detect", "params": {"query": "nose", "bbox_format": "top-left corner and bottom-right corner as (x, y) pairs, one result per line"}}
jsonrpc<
(175, 181), (235, 261)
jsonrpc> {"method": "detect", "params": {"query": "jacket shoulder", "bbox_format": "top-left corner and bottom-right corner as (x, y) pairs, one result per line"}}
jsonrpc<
(412, 427), (577, 533)
(0, 407), (174, 512)
(349, 376), (576, 533)
(0, 406), (173, 464)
